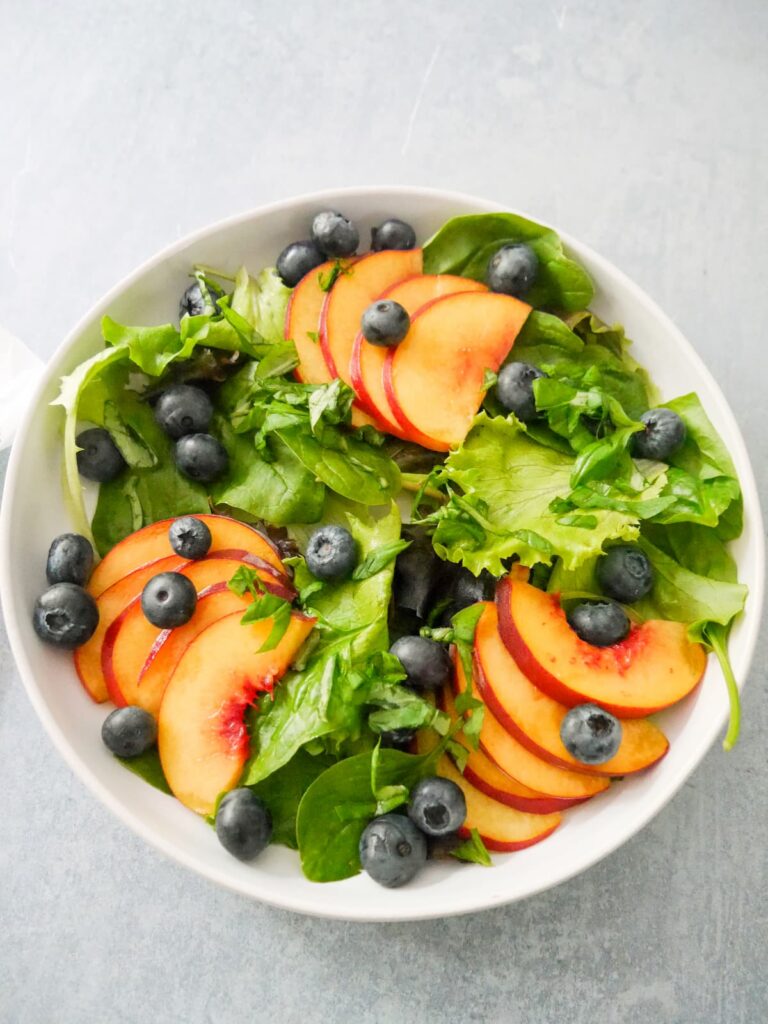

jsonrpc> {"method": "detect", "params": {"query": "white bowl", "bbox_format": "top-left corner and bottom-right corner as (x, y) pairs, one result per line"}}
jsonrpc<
(1, 187), (763, 921)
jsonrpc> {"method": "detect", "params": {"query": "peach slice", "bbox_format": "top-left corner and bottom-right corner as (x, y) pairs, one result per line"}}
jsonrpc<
(350, 274), (487, 431)
(319, 249), (422, 383)
(102, 554), (263, 712)
(286, 260), (337, 386)
(474, 603), (669, 776)
(436, 755), (561, 853)
(497, 576), (707, 717)
(75, 555), (184, 703)
(158, 610), (315, 814)
(383, 290), (531, 451)
(88, 514), (287, 598)
(451, 654), (608, 803)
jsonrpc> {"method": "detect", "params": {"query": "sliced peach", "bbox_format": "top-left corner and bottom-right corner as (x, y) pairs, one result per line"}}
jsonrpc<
(350, 274), (487, 430)
(451, 654), (608, 803)
(102, 555), (260, 711)
(437, 755), (560, 852)
(319, 249), (422, 383)
(497, 576), (707, 717)
(88, 514), (287, 598)
(158, 610), (315, 814)
(383, 291), (531, 451)
(287, 260), (337, 386)
(75, 555), (184, 703)
(474, 603), (669, 776)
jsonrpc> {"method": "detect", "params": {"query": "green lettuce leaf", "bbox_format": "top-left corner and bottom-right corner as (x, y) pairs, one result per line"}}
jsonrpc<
(422, 213), (593, 312)
(424, 414), (639, 575)
(231, 266), (291, 344)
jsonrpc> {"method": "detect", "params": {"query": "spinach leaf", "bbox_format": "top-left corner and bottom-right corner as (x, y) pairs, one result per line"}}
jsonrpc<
(211, 417), (326, 526)
(248, 748), (334, 849)
(117, 749), (171, 795)
(422, 213), (593, 312)
(296, 747), (439, 882)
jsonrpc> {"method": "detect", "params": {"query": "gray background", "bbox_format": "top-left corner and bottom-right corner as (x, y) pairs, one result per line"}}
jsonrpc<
(1, 1), (766, 1021)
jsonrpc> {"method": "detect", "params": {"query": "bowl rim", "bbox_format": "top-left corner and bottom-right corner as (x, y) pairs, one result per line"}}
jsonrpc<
(1, 184), (764, 921)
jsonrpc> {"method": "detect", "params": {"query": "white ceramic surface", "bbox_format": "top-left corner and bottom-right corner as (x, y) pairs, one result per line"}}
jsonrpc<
(0, 186), (763, 921)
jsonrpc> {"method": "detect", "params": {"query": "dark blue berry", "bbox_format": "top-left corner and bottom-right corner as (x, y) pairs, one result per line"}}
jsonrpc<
(486, 243), (539, 297)
(389, 635), (452, 692)
(451, 567), (496, 611)
(408, 776), (467, 837)
(46, 533), (94, 586)
(359, 813), (427, 888)
(179, 281), (219, 318)
(102, 706), (157, 759)
(215, 788), (273, 861)
(361, 300), (410, 347)
(174, 433), (228, 483)
(311, 210), (359, 258)
(567, 600), (630, 647)
(371, 219), (417, 251)
(141, 572), (197, 628)
(596, 545), (654, 604)
(496, 361), (547, 422)
(305, 525), (357, 581)
(33, 583), (99, 648)
(75, 427), (126, 482)
(380, 728), (415, 752)
(169, 517), (212, 560)
(631, 408), (686, 461)
(154, 385), (213, 440)
(560, 704), (622, 765)
(276, 240), (325, 288)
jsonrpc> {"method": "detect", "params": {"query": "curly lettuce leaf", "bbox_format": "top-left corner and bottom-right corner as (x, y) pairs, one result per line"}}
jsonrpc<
(422, 213), (593, 311)
(231, 266), (291, 345)
(424, 414), (639, 575)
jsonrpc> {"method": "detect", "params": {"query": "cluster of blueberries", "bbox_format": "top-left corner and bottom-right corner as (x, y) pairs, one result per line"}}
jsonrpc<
(76, 382), (229, 489)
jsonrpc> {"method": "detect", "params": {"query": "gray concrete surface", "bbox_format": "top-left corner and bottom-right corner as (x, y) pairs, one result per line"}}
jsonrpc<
(1, 1), (767, 1021)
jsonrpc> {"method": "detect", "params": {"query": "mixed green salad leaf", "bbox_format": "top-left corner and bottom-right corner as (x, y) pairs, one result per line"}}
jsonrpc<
(54, 210), (750, 885)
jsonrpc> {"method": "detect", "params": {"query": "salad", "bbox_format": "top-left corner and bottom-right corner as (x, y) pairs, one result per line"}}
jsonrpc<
(31, 208), (748, 887)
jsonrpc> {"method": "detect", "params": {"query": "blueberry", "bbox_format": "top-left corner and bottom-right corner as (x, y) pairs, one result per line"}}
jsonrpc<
(305, 525), (357, 581)
(46, 533), (94, 586)
(393, 530), (442, 619)
(32, 583), (99, 648)
(179, 281), (219, 318)
(102, 706), (157, 759)
(389, 635), (452, 692)
(276, 240), (325, 288)
(361, 300), (410, 347)
(311, 210), (359, 258)
(141, 571), (197, 628)
(215, 788), (273, 861)
(174, 433), (228, 483)
(496, 362), (547, 422)
(154, 385), (213, 440)
(566, 600), (630, 647)
(408, 776), (467, 837)
(380, 728), (415, 752)
(371, 218), (417, 252)
(596, 545), (654, 604)
(359, 813), (427, 888)
(487, 243), (539, 297)
(75, 427), (126, 482)
(631, 408), (686, 461)
(560, 704), (622, 765)
(169, 516), (212, 560)
(451, 567), (496, 611)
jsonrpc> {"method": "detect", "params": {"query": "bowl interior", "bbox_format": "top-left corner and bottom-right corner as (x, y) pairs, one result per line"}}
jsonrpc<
(1, 187), (763, 921)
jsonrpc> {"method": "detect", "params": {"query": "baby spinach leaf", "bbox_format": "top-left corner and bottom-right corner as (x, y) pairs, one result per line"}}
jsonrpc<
(117, 749), (171, 795)
(248, 748), (334, 849)
(422, 213), (594, 312)
(296, 747), (439, 882)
